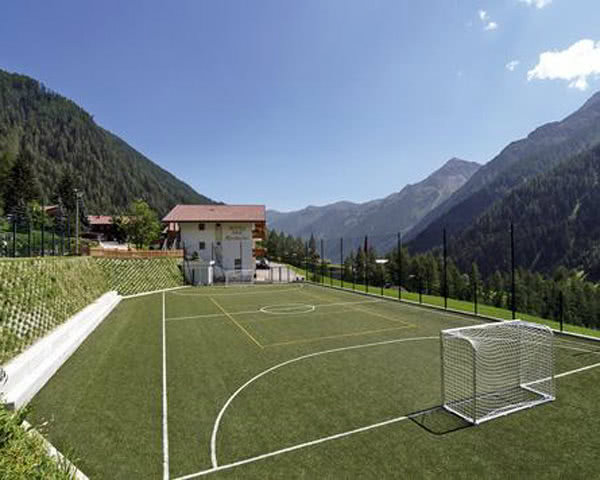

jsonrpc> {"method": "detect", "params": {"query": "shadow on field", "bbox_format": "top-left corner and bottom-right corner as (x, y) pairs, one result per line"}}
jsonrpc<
(408, 406), (472, 435)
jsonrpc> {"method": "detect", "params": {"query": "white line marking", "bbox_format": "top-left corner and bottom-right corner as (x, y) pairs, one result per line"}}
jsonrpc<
(176, 355), (600, 480)
(259, 304), (315, 314)
(165, 299), (383, 322)
(209, 336), (437, 468)
(556, 344), (600, 354)
(170, 284), (305, 297)
(556, 361), (600, 378)
(176, 415), (409, 480)
(122, 286), (190, 299)
(162, 292), (170, 480)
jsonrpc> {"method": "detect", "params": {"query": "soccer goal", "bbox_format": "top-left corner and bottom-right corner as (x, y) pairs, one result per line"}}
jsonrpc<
(440, 320), (555, 425)
(224, 269), (255, 286)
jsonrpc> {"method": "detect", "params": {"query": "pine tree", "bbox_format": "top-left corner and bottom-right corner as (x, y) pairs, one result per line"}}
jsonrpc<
(3, 150), (40, 217)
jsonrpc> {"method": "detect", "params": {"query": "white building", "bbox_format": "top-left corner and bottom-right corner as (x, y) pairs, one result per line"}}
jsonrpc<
(162, 204), (266, 273)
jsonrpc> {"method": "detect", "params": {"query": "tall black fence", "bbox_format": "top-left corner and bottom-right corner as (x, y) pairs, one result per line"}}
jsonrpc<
(273, 228), (598, 337)
(1, 213), (77, 258)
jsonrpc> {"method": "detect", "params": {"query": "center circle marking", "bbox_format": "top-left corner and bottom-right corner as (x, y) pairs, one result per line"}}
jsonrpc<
(259, 304), (315, 315)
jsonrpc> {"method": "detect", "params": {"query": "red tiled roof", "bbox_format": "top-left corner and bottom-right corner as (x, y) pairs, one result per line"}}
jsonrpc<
(88, 215), (113, 225)
(162, 205), (265, 223)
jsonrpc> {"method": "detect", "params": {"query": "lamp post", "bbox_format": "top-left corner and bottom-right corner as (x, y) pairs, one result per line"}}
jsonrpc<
(74, 189), (84, 255)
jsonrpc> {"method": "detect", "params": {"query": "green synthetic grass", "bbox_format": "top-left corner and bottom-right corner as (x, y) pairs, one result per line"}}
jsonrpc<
(292, 265), (600, 339)
(28, 283), (600, 479)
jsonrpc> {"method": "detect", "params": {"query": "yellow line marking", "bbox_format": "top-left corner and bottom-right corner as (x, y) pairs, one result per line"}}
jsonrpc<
(347, 304), (414, 328)
(210, 297), (264, 349)
(263, 325), (414, 348)
(299, 287), (413, 328)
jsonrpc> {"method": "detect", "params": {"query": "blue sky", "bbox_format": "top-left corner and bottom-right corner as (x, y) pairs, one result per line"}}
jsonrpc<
(2, 1), (600, 211)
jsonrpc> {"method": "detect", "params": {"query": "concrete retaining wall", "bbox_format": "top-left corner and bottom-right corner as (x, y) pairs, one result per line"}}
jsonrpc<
(1, 291), (121, 409)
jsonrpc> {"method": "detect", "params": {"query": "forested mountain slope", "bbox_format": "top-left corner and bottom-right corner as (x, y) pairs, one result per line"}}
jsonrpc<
(450, 143), (600, 281)
(407, 91), (600, 251)
(0, 69), (214, 215)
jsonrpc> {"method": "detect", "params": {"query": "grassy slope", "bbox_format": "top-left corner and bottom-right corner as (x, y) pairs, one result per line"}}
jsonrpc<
(0, 404), (75, 479)
(27, 285), (600, 479)
(97, 258), (183, 296)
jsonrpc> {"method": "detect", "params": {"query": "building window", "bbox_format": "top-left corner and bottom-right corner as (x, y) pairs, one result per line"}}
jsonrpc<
(234, 258), (242, 270)
(198, 223), (205, 231)
(199, 241), (206, 250)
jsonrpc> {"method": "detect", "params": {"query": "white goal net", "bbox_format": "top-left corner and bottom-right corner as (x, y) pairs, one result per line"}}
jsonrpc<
(441, 320), (555, 425)
(224, 269), (255, 286)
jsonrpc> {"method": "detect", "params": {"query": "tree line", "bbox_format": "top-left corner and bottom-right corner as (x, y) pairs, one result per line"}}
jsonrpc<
(265, 229), (600, 331)
(0, 151), (161, 250)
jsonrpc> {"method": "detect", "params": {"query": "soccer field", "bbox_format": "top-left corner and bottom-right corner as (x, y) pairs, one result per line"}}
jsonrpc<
(29, 283), (600, 479)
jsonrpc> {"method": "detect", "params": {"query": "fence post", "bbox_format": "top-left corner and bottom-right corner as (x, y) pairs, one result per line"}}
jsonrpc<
(12, 216), (16, 257)
(443, 228), (447, 309)
(28, 220), (32, 257)
(67, 215), (71, 255)
(41, 216), (45, 257)
(320, 239), (324, 284)
(559, 290), (564, 332)
(340, 237), (344, 289)
(419, 276), (423, 304)
(511, 222), (516, 320)
(398, 232), (402, 301)
(365, 235), (369, 293)
(352, 266), (355, 290)
(474, 280), (478, 315)
(305, 242), (308, 281)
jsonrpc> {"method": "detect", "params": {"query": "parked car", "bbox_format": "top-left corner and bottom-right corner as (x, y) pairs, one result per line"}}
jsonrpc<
(256, 258), (270, 269)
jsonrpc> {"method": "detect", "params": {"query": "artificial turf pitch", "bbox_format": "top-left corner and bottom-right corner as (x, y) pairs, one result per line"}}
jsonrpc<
(28, 283), (600, 479)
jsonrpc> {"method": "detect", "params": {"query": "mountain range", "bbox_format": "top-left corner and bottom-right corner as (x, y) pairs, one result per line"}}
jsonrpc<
(407, 91), (600, 250)
(0, 69), (214, 216)
(270, 90), (600, 280)
(267, 158), (481, 255)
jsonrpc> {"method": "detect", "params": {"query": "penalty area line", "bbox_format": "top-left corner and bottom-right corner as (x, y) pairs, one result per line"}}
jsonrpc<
(173, 415), (409, 480)
(162, 292), (170, 480)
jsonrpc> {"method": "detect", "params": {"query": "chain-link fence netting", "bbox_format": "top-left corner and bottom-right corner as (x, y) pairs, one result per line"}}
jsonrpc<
(265, 230), (600, 338)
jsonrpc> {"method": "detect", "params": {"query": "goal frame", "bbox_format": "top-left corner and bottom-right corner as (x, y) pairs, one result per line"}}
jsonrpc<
(224, 269), (256, 287)
(440, 320), (555, 425)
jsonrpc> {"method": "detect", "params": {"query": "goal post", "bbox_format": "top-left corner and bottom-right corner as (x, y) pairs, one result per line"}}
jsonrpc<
(441, 320), (555, 425)
(224, 269), (255, 287)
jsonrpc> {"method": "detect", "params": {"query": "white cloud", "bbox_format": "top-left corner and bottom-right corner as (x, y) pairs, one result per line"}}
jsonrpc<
(478, 10), (498, 31)
(519, 0), (552, 9)
(528, 39), (600, 91)
(506, 60), (520, 72)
